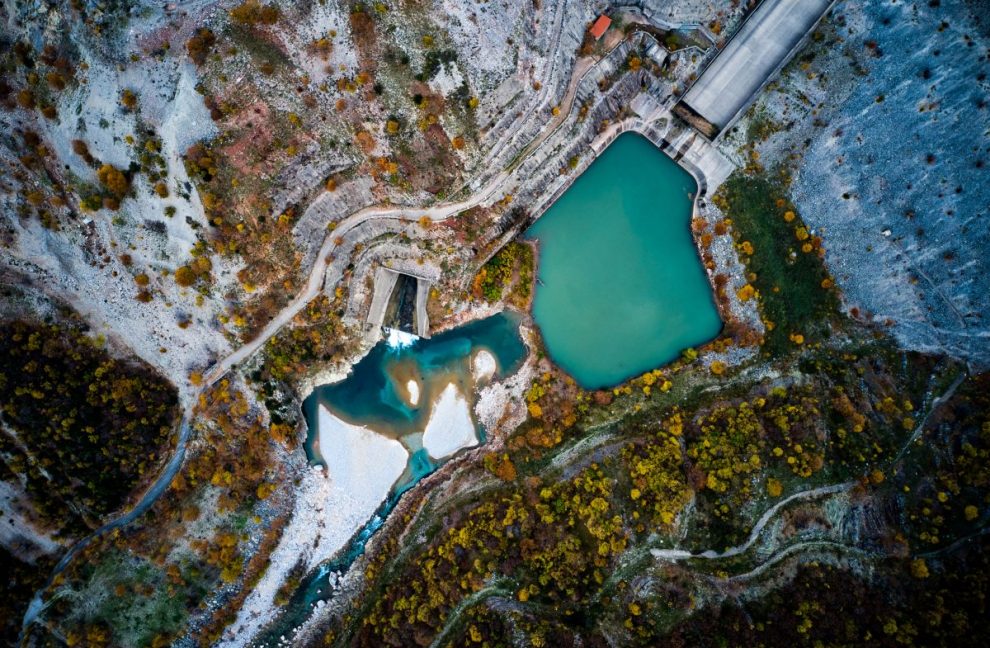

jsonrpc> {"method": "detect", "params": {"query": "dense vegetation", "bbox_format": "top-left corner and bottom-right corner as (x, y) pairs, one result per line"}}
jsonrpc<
(895, 373), (990, 552)
(327, 336), (970, 646)
(713, 172), (841, 356)
(471, 241), (535, 307)
(660, 548), (990, 647)
(258, 293), (355, 384)
(27, 372), (292, 647)
(0, 320), (179, 532)
(0, 547), (54, 646)
(4, 3), (986, 646)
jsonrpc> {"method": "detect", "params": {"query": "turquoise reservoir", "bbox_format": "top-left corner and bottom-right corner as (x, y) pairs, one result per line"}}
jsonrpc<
(526, 133), (721, 389)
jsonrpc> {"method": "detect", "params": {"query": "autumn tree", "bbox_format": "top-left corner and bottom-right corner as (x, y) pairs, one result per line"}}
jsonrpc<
(71, 139), (95, 165)
(230, 1), (280, 25)
(46, 70), (67, 90)
(120, 88), (137, 110)
(186, 28), (216, 65)
(97, 164), (129, 197)
(174, 265), (197, 287)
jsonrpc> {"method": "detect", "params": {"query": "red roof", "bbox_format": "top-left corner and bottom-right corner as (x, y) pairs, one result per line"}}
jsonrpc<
(590, 15), (611, 40)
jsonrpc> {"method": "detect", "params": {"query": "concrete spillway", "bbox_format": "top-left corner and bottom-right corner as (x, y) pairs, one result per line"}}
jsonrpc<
(366, 268), (433, 339)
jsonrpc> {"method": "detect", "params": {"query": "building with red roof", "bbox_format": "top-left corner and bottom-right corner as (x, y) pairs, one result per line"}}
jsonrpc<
(590, 15), (611, 41)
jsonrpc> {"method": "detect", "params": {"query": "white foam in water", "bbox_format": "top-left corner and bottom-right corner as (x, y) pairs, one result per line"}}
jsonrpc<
(406, 379), (421, 406)
(385, 327), (419, 349)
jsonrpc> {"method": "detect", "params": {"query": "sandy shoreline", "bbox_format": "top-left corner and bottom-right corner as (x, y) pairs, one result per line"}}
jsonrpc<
(422, 383), (477, 460)
(472, 349), (497, 382)
(406, 379), (421, 406)
(219, 406), (407, 646)
(224, 323), (530, 644)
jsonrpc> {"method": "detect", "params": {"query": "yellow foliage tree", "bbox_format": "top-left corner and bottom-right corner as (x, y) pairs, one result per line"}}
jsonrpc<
(174, 265), (197, 287)
(736, 284), (756, 302)
(97, 164), (129, 197)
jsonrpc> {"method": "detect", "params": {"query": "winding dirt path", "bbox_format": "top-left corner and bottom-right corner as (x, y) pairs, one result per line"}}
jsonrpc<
(17, 7), (904, 637)
(202, 32), (626, 388)
(649, 481), (856, 562)
(20, 33), (616, 640)
(202, 168), (511, 385)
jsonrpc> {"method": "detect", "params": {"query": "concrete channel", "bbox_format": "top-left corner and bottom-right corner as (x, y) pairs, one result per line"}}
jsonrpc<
(366, 267), (433, 339)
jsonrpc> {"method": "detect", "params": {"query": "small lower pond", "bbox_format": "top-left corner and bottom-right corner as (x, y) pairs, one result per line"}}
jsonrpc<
(258, 312), (526, 643)
(526, 132), (722, 389)
(303, 310), (526, 460)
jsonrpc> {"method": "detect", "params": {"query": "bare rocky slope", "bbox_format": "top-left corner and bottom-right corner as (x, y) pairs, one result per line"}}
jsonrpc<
(723, 0), (990, 368)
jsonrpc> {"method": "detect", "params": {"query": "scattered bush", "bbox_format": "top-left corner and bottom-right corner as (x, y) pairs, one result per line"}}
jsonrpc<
(186, 28), (216, 65)
(230, 1), (280, 26)
(96, 164), (129, 197)
(174, 265), (197, 287)
(714, 174), (839, 355)
(120, 88), (137, 110)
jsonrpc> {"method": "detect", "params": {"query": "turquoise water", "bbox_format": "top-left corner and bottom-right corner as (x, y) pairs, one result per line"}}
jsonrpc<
(255, 449), (439, 647)
(254, 313), (526, 644)
(302, 310), (526, 460)
(526, 133), (721, 389)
